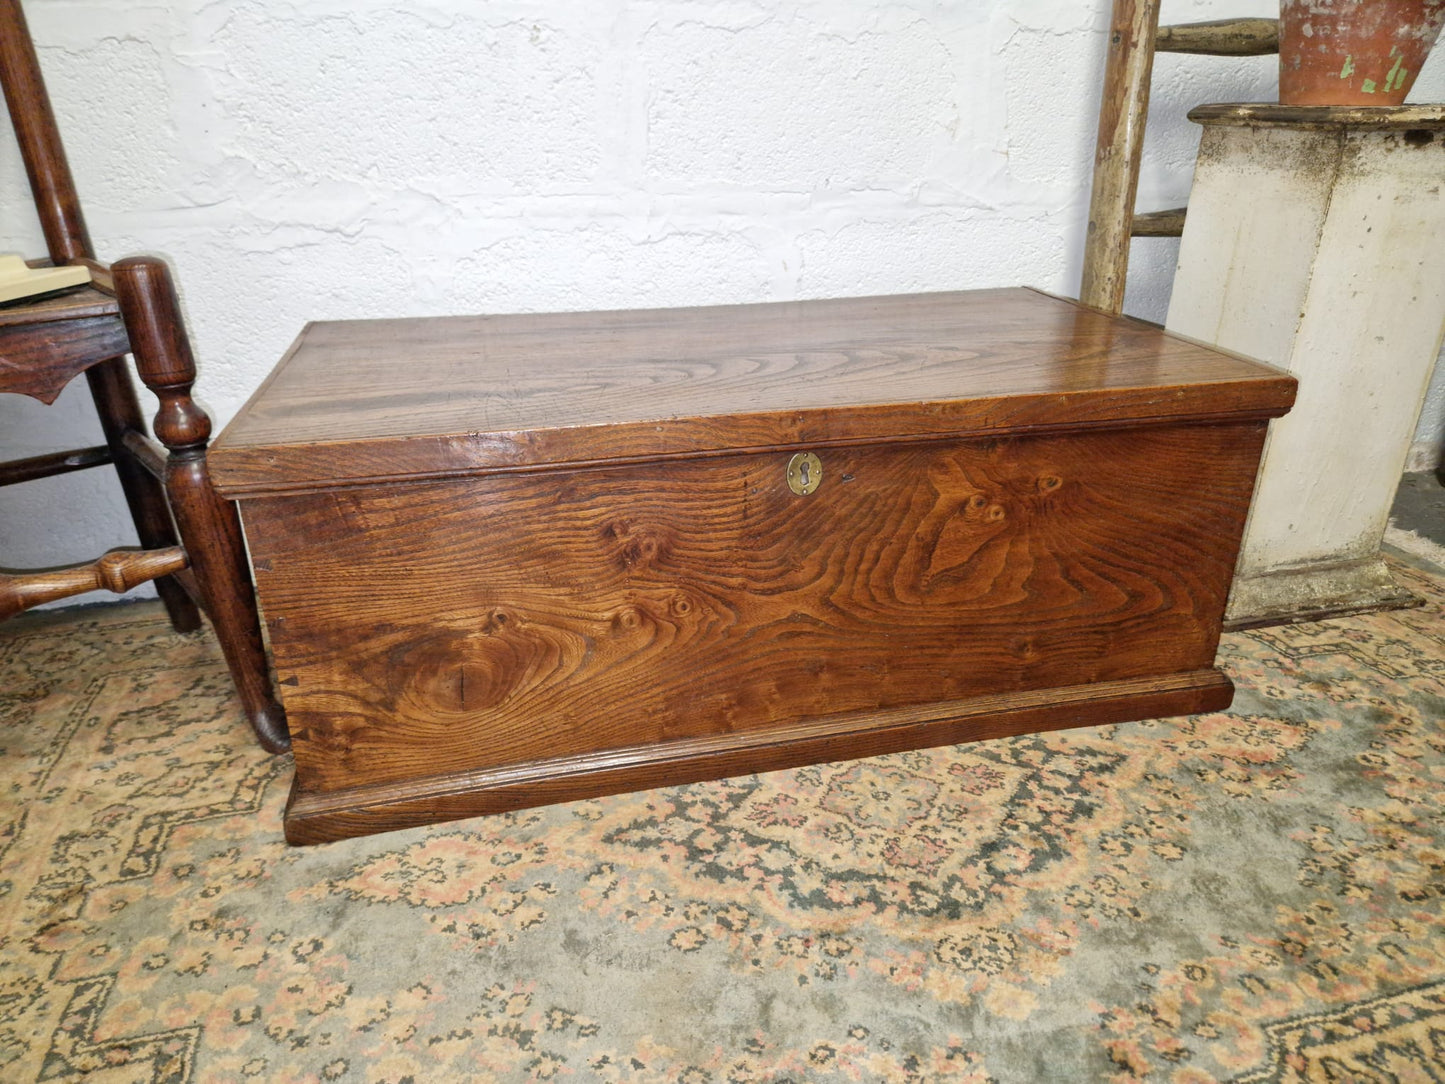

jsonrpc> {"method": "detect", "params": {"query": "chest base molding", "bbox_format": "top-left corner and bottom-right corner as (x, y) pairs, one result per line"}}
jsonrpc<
(283, 668), (1231, 845)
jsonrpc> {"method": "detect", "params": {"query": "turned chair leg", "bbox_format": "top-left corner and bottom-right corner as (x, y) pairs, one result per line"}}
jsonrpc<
(83, 358), (201, 632)
(112, 256), (290, 754)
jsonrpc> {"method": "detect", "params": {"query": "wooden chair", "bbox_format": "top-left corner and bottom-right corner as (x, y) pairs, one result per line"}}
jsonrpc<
(1080, 2), (1280, 315)
(0, 0), (288, 752)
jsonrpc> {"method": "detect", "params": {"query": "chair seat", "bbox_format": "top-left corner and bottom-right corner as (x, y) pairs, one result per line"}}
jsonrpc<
(0, 282), (118, 325)
(0, 285), (129, 403)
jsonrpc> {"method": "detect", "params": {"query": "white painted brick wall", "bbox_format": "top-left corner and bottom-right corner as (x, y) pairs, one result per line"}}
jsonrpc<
(2, 0), (1441, 605)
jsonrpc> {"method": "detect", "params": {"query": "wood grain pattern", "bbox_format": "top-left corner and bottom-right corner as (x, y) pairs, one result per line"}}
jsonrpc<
(284, 669), (1234, 845)
(211, 288), (1293, 493)
(0, 315), (130, 403)
(247, 422), (1268, 799)
(223, 287), (1293, 839)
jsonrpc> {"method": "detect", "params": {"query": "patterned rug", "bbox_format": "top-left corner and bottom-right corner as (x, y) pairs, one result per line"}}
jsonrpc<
(1, 560), (1442, 1083)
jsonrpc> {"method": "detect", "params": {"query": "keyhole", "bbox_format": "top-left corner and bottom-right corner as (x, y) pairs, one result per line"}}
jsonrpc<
(787, 452), (822, 495)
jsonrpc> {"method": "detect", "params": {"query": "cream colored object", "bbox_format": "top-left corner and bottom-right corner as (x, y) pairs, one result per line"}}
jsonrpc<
(1166, 105), (1445, 626)
(0, 252), (89, 303)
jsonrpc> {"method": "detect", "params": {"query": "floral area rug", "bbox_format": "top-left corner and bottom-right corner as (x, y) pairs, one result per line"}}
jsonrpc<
(1, 560), (1442, 1083)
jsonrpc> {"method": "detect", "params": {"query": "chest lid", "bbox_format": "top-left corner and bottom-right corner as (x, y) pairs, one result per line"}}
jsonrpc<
(209, 287), (1295, 496)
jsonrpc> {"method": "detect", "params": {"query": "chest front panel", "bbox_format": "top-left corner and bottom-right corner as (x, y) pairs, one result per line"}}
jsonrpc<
(244, 421), (1265, 794)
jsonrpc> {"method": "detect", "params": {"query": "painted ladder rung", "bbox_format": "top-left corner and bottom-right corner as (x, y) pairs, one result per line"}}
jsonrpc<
(1131, 207), (1187, 237)
(1156, 18), (1279, 56)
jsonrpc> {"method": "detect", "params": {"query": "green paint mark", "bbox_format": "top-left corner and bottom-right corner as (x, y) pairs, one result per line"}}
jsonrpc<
(1386, 54), (1407, 91)
(1339, 54), (1355, 79)
(1362, 78), (1377, 94)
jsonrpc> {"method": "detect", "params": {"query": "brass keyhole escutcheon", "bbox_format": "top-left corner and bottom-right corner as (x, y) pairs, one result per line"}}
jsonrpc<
(786, 452), (823, 496)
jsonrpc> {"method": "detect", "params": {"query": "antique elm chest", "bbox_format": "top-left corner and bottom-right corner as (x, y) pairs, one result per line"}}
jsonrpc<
(209, 288), (1295, 844)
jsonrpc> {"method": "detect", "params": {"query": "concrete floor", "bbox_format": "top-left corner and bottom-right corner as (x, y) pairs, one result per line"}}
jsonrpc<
(1386, 470), (1445, 573)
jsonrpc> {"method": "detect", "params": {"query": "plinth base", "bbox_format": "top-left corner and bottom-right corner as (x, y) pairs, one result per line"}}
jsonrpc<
(1168, 104), (1445, 631)
(1224, 556), (1421, 630)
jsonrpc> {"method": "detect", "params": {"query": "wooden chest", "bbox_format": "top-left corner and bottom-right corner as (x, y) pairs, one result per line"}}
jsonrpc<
(209, 288), (1295, 844)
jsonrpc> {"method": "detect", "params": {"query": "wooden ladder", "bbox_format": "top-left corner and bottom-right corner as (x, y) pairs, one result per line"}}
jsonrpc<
(1080, 3), (1280, 315)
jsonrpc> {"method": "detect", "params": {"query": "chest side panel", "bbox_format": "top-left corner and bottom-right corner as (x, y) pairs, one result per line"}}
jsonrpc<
(246, 422), (1266, 792)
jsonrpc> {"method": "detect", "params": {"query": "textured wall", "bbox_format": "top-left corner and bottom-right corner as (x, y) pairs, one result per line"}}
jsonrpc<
(1, 0), (1440, 606)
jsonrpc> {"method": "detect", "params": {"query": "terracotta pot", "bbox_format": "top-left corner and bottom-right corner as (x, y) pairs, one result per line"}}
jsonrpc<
(1279, 0), (1445, 105)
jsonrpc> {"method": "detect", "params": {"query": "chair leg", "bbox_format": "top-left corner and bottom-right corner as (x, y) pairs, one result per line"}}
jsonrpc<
(164, 452), (291, 754)
(84, 359), (201, 632)
(112, 256), (290, 754)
